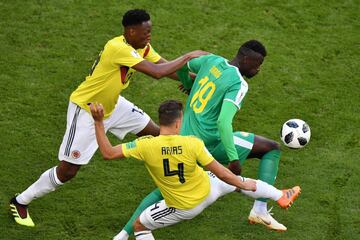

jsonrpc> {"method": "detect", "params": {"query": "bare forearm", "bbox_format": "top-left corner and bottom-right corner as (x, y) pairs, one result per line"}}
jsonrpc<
(151, 55), (191, 79)
(94, 121), (122, 160)
(205, 160), (246, 189)
(156, 58), (179, 80)
(166, 71), (179, 80)
(215, 167), (245, 189)
(133, 50), (208, 79)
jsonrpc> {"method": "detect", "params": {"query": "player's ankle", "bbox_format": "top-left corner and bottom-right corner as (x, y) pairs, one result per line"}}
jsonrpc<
(15, 195), (29, 206)
(253, 200), (267, 214)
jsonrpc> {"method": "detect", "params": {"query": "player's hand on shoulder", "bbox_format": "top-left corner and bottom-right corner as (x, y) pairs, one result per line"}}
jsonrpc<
(90, 103), (104, 122)
(186, 50), (209, 60)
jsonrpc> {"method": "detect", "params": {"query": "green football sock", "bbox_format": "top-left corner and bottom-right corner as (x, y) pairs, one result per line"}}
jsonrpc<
(257, 149), (280, 202)
(123, 188), (163, 235)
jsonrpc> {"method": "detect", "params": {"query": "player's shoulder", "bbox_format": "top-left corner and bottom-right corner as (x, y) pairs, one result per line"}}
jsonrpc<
(137, 135), (154, 141)
(106, 35), (134, 51)
(203, 54), (225, 63)
(131, 135), (153, 145)
(126, 135), (153, 150)
(107, 35), (125, 45)
(223, 62), (246, 85)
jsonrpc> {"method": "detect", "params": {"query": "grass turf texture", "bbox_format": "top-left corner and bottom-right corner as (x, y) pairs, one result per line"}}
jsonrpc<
(0, 0), (359, 239)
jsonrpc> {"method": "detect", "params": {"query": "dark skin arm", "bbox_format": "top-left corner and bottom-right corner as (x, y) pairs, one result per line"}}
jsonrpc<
(155, 58), (179, 80)
(132, 50), (206, 79)
(156, 58), (197, 81)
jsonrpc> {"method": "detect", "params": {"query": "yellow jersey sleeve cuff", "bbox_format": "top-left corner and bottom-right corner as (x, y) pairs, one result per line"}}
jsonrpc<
(127, 58), (146, 68)
(204, 158), (215, 166)
(121, 144), (130, 158)
(153, 55), (162, 63)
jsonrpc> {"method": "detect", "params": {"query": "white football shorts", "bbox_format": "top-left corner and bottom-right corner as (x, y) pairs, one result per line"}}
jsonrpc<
(58, 96), (150, 165)
(139, 172), (238, 230)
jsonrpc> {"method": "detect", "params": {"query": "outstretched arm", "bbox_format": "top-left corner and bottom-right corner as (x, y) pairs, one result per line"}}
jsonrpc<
(155, 58), (179, 80)
(132, 50), (207, 79)
(204, 160), (256, 191)
(90, 103), (124, 160)
(156, 58), (197, 81)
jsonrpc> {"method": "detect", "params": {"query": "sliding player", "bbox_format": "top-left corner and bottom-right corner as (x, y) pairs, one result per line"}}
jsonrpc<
(90, 100), (300, 240)
(116, 40), (289, 239)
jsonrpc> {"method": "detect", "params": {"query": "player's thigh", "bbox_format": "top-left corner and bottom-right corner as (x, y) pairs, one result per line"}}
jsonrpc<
(210, 131), (255, 165)
(140, 176), (236, 231)
(106, 96), (151, 140)
(139, 200), (185, 230)
(247, 135), (280, 159)
(58, 102), (98, 165)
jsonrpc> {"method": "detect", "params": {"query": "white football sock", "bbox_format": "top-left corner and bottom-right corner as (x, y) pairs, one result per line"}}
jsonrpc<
(241, 179), (282, 202)
(253, 200), (268, 214)
(16, 166), (63, 205)
(113, 230), (129, 240)
(134, 230), (155, 240)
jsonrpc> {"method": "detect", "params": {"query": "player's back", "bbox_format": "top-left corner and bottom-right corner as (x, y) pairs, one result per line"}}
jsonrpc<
(123, 135), (214, 209)
(181, 54), (247, 148)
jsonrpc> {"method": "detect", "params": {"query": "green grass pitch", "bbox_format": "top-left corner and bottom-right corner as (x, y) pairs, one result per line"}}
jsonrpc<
(0, 0), (359, 239)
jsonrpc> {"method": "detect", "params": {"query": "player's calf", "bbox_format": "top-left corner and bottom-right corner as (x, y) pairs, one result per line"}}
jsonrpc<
(133, 218), (154, 240)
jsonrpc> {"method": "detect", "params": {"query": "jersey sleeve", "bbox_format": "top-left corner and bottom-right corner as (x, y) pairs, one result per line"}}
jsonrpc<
(176, 55), (211, 90)
(121, 139), (144, 161)
(113, 44), (145, 68)
(195, 139), (215, 166)
(176, 64), (194, 90)
(143, 44), (162, 63)
(224, 80), (248, 109)
(217, 100), (239, 161)
(187, 55), (209, 74)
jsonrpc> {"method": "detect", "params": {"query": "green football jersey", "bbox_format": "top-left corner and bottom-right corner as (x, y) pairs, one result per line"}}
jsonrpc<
(180, 54), (249, 149)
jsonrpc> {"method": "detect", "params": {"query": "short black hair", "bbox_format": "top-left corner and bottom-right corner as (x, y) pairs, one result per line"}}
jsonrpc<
(122, 9), (150, 27)
(158, 100), (183, 126)
(238, 40), (267, 58)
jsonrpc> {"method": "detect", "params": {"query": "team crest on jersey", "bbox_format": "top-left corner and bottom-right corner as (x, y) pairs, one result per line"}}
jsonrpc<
(71, 150), (81, 159)
(131, 50), (141, 58)
(126, 141), (137, 149)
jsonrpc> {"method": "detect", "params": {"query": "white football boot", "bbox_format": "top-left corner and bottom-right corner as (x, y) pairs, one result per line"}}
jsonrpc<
(248, 208), (287, 232)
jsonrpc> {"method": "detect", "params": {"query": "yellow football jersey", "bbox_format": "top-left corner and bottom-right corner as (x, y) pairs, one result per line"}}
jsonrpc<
(70, 35), (161, 118)
(122, 135), (214, 209)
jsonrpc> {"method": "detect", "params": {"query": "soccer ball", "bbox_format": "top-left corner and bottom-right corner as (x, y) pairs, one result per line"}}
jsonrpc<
(280, 119), (311, 148)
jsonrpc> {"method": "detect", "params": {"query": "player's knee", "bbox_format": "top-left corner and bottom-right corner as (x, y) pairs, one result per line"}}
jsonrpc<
(133, 217), (146, 232)
(269, 140), (281, 151)
(57, 162), (80, 182)
(64, 169), (78, 181)
(58, 169), (78, 182)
